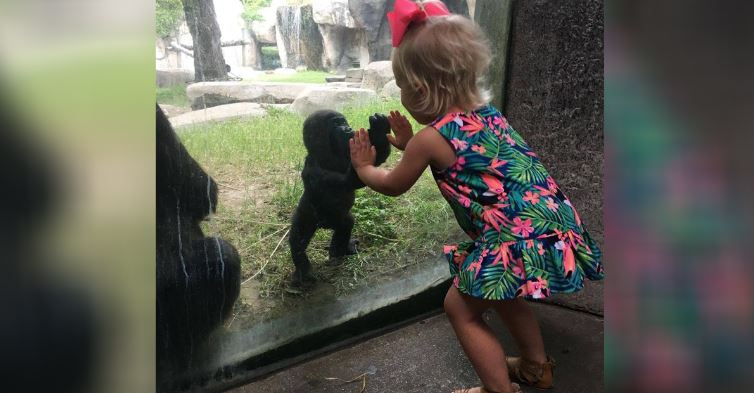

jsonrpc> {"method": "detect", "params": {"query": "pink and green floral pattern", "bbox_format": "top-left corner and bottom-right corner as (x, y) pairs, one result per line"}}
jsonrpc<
(431, 105), (604, 300)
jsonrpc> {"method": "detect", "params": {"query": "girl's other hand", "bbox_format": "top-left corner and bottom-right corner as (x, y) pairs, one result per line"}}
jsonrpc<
(349, 128), (376, 169)
(387, 110), (413, 151)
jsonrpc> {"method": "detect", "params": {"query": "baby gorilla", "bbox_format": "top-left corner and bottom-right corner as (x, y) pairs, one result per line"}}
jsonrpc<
(290, 110), (391, 286)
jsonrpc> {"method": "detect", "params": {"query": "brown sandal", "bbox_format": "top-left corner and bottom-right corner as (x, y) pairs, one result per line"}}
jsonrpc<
(506, 355), (556, 389)
(452, 382), (522, 393)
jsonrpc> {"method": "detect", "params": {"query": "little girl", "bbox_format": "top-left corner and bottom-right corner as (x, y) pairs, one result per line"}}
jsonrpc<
(350, 1), (604, 392)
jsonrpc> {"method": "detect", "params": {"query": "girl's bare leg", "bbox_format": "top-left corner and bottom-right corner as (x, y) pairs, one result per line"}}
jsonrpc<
(491, 298), (547, 363)
(444, 286), (516, 393)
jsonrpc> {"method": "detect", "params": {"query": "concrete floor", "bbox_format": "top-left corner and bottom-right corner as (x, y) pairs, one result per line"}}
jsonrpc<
(228, 301), (603, 393)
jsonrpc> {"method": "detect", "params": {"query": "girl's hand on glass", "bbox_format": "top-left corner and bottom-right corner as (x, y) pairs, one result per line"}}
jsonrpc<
(387, 110), (413, 151)
(349, 128), (376, 169)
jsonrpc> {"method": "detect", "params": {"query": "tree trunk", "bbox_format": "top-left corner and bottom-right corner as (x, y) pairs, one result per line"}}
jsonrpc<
(182, 0), (227, 82)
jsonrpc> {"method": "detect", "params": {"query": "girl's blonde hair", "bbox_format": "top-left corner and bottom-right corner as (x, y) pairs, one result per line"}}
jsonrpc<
(391, 5), (492, 120)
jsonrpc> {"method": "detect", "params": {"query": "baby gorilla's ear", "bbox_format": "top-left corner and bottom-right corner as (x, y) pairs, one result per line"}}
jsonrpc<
(368, 113), (391, 166)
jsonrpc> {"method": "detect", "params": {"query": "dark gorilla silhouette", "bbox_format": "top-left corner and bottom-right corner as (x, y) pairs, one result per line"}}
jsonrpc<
(289, 110), (391, 286)
(156, 105), (241, 390)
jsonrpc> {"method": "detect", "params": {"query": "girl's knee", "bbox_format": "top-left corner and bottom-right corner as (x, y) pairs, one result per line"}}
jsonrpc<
(444, 287), (480, 323)
(443, 287), (464, 321)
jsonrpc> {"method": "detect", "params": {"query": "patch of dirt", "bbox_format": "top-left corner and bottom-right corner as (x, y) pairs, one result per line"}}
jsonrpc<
(217, 179), (275, 211)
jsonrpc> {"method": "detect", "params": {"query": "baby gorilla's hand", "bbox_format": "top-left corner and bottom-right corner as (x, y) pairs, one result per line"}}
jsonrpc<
(368, 113), (391, 166)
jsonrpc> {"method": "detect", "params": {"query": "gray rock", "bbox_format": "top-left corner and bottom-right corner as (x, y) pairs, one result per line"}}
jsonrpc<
(156, 69), (194, 88)
(250, 7), (277, 44)
(346, 0), (469, 63)
(502, 0), (604, 241)
(158, 104), (191, 118)
(345, 68), (364, 80)
(361, 61), (394, 92)
(276, 6), (302, 68)
(291, 85), (378, 116)
(169, 103), (267, 128)
(186, 81), (322, 109)
(242, 28), (262, 69)
(312, 0), (358, 28)
(259, 103), (292, 112)
(298, 4), (325, 71)
(380, 79), (400, 100)
(318, 24), (369, 73)
(326, 75), (347, 83)
(347, 0), (392, 62)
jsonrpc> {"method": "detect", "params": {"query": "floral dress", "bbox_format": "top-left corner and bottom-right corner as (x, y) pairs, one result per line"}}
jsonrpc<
(430, 105), (604, 300)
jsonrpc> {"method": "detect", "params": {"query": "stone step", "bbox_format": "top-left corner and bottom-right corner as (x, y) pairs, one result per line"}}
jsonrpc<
(325, 75), (346, 83)
(169, 102), (267, 128)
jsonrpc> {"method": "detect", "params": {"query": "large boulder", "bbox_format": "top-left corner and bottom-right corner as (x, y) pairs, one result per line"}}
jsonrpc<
(361, 61), (394, 92)
(299, 4), (325, 70)
(276, 6), (302, 68)
(291, 86), (378, 116)
(380, 79), (401, 100)
(318, 24), (369, 73)
(186, 81), (321, 109)
(347, 0), (393, 62)
(275, 5), (325, 70)
(312, 0), (358, 28)
(158, 104), (191, 118)
(242, 28), (263, 69)
(169, 103), (267, 128)
(156, 69), (194, 88)
(251, 7), (278, 44)
(346, 0), (469, 63)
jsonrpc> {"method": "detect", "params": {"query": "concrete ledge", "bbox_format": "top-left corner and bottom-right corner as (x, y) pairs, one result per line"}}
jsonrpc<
(178, 260), (451, 391)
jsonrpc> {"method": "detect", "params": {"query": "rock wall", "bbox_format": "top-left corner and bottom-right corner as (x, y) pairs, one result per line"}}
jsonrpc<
(502, 0), (604, 241)
(157, 0), (472, 73)
(299, 5), (325, 71)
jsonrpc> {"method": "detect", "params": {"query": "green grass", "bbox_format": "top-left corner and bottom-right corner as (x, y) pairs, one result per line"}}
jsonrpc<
(255, 70), (332, 84)
(179, 99), (458, 317)
(156, 84), (190, 107)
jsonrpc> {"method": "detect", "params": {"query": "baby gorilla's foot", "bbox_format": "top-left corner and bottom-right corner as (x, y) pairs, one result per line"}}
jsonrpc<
(290, 268), (316, 288)
(327, 239), (358, 266)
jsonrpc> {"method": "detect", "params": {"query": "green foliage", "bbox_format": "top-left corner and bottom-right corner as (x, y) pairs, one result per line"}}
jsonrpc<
(156, 84), (190, 107)
(156, 0), (184, 38)
(352, 191), (398, 246)
(241, 0), (272, 22)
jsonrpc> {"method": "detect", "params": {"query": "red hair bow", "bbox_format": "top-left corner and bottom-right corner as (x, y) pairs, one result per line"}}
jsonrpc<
(387, 0), (451, 47)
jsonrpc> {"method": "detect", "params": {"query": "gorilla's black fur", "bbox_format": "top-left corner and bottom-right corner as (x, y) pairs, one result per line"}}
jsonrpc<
(156, 105), (241, 389)
(289, 110), (391, 286)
